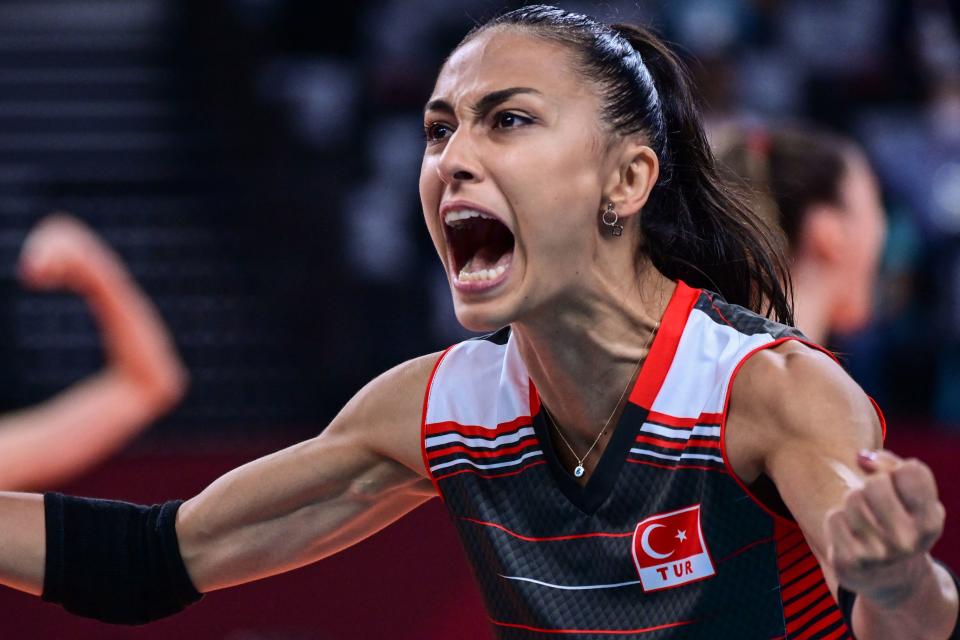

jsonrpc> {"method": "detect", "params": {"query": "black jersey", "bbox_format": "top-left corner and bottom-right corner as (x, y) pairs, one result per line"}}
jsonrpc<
(421, 282), (880, 638)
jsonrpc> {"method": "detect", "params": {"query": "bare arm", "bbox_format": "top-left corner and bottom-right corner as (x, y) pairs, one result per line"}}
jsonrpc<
(177, 351), (439, 592)
(727, 342), (957, 640)
(0, 214), (187, 490)
(0, 351), (440, 602)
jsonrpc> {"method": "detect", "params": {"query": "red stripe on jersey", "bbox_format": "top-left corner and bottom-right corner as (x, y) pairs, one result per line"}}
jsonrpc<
(433, 459), (547, 482)
(634, 435), (721, 451)
(780, 554), (820, 586)
(794, 610), (846, 639)
(789, 594), (836, 631)
(776, 525), (802, 543)
(773, 520), (850, 638)
(820, 623), (853, 640)
(717, 536), (774, 565)
(645, 410), (724, 428)
(778, 543), (811, 571)
(425, 415), (532, 438)
(784, 582), (831, 618)
(421, 347), (454, 501)
(460, 517), (634, 542)
(625, 458), (728, 474)
(704, 291), (734, 327)
(776, 533), (804, 555)
(629, 281), (700, 410)
(869, 395), (887, 441)
(782, 570), (826, 603)
(489, 618), (697, 635)
(529, 378), (541, 415)
(426, 437), (539, 461)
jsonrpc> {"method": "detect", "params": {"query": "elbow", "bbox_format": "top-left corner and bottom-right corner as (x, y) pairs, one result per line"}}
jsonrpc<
(131, 360), (189, 414)
(149, 362), (189, 411)
(175, 499), (222, 594)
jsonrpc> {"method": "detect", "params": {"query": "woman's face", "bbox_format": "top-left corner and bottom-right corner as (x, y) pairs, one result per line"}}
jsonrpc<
(832, 155), (887, 332)
(419, 29), (621, 332)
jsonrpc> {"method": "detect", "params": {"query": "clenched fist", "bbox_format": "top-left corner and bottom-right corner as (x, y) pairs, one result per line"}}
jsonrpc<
(17, 212), (120, 294)
(824, 449), (946, 606)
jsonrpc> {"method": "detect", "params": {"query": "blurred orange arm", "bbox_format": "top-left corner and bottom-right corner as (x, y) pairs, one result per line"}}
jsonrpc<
(0, 214), (187, 490)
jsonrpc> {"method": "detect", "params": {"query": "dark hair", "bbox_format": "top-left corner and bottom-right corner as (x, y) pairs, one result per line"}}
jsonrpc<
(460, 5), (794, 324)
(713, 124), (858, 248)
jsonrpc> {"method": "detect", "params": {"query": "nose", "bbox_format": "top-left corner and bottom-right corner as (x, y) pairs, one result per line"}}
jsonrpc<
(435, 129), (481, 185)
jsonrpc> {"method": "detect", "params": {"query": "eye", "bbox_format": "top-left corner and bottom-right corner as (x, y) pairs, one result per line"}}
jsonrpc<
(423, 121), (453, 144)
(492, 111), (533, 130)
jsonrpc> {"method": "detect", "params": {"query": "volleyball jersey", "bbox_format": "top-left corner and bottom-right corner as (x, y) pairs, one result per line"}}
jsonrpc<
(421, 281), (878, 639)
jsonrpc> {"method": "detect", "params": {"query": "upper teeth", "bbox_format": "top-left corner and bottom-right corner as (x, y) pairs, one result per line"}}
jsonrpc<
(444, 209), (495, 226)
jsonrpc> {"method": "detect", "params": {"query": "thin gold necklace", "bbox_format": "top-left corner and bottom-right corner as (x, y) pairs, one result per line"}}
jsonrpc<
(541, 321), (660, 479)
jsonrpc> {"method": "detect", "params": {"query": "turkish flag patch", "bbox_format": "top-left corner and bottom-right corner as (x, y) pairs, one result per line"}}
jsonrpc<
(631, 504), (715, 592)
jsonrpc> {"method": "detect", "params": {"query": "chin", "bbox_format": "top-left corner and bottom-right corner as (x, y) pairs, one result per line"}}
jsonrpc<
(453, 303), (513, 333)
(833, 303), (872, 335)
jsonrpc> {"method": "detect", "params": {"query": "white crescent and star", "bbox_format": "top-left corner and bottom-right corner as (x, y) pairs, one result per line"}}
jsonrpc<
(639, 523), (675, 560)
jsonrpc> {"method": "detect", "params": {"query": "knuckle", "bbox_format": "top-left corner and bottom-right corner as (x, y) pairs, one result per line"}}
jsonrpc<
(932, 502), (947, 528)
(862, 475), (890, 501)
(918, 504), (946, 546)
(918, 465), (938, 492)
(892, 529), (919, 554)
(831, 545), (855, 569)
(906, 458), (932, 479)
(899, 458), (924, 478)
(844, 489), (866, 511)
(825, 507), (844, 526)
(868, 546), (893, 567)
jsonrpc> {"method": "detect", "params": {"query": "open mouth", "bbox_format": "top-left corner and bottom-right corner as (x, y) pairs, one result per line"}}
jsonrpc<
(443, 208), (515, 287)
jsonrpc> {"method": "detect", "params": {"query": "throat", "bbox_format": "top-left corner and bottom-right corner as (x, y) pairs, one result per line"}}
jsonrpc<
(542, 402), (626, 486)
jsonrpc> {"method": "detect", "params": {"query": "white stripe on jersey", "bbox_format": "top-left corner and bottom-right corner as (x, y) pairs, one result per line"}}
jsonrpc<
(629, 448), (724, 464)
(430, 449), (544, 473)
(640, 424), (721, 440)
(425, 426), (536, 450)
(498, 575), (642, 591)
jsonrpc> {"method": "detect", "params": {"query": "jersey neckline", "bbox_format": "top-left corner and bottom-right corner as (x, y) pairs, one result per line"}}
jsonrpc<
(528, 280), (702, 515)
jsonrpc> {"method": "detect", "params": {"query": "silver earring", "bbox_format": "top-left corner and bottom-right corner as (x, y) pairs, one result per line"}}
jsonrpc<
(601, 202), (623, 236)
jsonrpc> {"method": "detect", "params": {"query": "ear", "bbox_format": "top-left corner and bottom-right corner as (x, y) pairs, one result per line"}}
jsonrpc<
(797, 204), (846, 265)
(603, 140), (659, 219)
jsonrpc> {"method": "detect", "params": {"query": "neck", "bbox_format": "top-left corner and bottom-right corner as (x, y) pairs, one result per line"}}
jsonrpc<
(512, 264), (674, 444)
(790, 260), (834, 345)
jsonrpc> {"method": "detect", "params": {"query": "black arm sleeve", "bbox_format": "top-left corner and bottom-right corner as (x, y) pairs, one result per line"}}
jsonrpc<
(41, 492), (203, 625)
(838, 559), (960, 639)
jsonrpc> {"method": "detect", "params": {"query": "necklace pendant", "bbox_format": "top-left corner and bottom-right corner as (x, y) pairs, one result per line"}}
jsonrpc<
(573, 464), (585, 478)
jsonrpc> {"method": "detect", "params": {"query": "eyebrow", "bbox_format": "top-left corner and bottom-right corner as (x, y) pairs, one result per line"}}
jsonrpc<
(424, 87), (543, 119)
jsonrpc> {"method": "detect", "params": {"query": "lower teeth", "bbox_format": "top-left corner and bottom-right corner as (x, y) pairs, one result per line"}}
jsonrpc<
(459, 265), (507, 282)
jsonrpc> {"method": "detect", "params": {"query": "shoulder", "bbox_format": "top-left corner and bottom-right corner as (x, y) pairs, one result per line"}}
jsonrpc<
(324, 351), (446, 475)
(726, 339), (882, 482)
(339, 351), (445, 426)
(735, 341), (874, 431)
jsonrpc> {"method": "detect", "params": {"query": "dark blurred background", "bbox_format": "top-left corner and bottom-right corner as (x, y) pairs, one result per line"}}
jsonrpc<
(0, 0), (957, 638)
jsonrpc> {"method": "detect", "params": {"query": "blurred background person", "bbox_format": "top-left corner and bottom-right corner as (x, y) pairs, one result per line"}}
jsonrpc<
(0, 213), (186, 490)
(711, 124), (887, 346)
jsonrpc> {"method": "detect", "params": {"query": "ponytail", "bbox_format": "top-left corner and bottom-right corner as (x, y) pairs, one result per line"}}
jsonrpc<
(612, 24), (793, 323)
(462, 6), (794, 324)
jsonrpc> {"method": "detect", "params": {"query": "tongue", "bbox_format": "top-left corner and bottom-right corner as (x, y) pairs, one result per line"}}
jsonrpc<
(463, 247), (513, 273)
